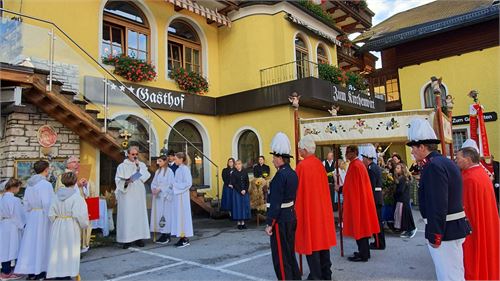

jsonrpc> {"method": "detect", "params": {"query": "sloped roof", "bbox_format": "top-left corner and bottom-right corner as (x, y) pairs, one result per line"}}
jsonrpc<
(354, 0), (497, 48)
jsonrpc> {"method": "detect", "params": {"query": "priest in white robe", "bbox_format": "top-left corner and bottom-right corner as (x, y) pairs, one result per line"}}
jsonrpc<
(15, 161), (54, 280)
(47, 172), (89, 279)
(115, 146), (151, 248)
(150, 155), (175, 244)
(171, 152), (194, 248)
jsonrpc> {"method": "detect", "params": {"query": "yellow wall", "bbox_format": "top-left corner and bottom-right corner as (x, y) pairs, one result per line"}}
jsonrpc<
(218, 11), (339, 95)
(4, 0), (339, 198)
(398, 46), (500, 161)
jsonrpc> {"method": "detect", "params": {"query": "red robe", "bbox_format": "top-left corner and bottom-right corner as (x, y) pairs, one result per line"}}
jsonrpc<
(462, 165), (499, 281)
(342, 158), (380, 240)
(295, 155), (337, 255)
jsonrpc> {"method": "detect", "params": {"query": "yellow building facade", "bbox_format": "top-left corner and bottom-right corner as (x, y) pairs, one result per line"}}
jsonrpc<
(355, 0), (499, 164)
(399, 47), (500, 161)
(3, 0), (381, 203)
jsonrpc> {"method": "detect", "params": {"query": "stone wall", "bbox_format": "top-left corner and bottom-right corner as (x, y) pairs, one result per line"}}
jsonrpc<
(0, 104), (80, 181)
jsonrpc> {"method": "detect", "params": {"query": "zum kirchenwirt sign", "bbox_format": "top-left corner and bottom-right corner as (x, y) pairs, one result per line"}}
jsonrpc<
(84, 76), (216, 115)
(332, 84), (376, 110)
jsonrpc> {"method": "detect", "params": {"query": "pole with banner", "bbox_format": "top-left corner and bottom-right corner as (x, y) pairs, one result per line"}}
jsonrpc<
(430, 77), (447, 156)
(289, 92), (302, 274)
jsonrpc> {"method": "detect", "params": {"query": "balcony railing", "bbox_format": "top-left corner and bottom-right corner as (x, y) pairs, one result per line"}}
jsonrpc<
(260, 60), (319, 87)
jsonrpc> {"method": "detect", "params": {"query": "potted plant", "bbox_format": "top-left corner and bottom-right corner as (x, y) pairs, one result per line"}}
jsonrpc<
(169, 67), (209, 95)
(102, 54), (157, 83)
(318, 63), (345, 85)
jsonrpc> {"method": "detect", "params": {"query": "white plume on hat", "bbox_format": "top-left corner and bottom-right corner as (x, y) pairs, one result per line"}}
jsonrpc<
(461, 139), (479, 153)
(270, 132), (292, 157)
(361, 144), (377, 160)
(406, 118), (440, 146)
(357, 144), (367, 161)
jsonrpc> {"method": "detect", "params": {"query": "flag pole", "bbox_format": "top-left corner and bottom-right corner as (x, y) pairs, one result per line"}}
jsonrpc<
(335, 145), (344, 257)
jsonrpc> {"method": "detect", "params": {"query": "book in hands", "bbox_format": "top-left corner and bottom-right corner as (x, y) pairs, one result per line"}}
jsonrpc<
(129, 171), (142, 182)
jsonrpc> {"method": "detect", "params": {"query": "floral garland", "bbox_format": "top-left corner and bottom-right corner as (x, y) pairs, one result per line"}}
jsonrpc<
(169, 67), (209, 95)
(102, 54), (157, 82)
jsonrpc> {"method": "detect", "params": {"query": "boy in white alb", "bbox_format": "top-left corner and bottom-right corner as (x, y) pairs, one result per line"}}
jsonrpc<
(47, 172), (89, 279)
(0, 178), (26, 280)
(15, 161), (54, 280)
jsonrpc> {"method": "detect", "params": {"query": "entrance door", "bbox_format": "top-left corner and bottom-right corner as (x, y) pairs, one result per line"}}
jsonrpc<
(99, 114), (152, 195)
(168, 121), (204, 187)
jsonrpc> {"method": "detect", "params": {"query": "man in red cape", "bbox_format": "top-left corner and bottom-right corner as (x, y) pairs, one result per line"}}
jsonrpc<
(456, 147), (499, 280)
(343, 145), (380, 262)
(295, 136), (337, 280)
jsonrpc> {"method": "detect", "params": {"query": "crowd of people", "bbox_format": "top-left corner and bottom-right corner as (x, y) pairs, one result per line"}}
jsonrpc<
(0, 146), (196, 280)
(264, 117), (498, 281)
(1, 118), (498, 281)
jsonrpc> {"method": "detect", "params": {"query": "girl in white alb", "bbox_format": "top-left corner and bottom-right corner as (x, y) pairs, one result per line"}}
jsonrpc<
(46, 172), (89, 279)
(15, 161), (54, 280)
(0, 178), (26, 280)
(150, 155), (175, 244)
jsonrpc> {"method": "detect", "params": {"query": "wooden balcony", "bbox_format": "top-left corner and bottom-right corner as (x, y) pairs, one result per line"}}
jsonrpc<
(325, 0), (374, 33)
(337, 45), (377, 73)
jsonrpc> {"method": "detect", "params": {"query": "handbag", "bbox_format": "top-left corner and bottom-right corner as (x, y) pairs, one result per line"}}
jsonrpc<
(394, 202), (403, 229)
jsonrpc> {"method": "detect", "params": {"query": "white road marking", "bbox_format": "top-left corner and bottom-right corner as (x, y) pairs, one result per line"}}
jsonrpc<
(128, 247), (267, 281)
(106, 261), (185, 281)
(216, 251), (271, 269)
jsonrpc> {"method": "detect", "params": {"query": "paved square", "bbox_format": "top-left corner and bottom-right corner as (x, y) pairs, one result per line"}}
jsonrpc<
(81, 211), (436, 280)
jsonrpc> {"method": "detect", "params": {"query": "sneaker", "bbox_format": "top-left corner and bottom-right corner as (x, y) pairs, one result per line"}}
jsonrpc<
(175, 238), (190, 248)
(241, 224), (248, 230)
(400, 231), (410, 238)
(122, 243), (131, 249)
(1, 273), (24, 280)
(80, 246), (89, 254)
(155, 234), (171, 244)
(409, 228), (417, 238)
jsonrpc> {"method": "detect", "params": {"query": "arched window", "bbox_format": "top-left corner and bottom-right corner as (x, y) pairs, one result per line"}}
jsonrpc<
(168, 121), (204, 186)
(168, 20), (202, 73)
(317, 44), (329, 65)
(238, 130), (259, 174)
(100, 114), (155, 195)
(295, 35), (309, 79)
(423, 83), (447, 109)
(102, 1), (150, 61)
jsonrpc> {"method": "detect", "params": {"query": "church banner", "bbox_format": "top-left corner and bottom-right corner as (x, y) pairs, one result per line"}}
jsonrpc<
(300, 109), (439, 145)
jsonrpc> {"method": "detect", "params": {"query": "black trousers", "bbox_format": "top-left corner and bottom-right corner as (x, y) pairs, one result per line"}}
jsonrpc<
(270, 220), (301, 280)
(1, 261), (12, 274)
(306, 249), (332, 280)
(356, 237), (370, 260)
(371, 206), (386, 249)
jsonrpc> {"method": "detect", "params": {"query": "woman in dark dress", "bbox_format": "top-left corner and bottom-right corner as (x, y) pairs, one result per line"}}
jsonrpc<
(220, 158), (235, 212)
(393, 163), (417, 238)
(229, 160), (251, 229)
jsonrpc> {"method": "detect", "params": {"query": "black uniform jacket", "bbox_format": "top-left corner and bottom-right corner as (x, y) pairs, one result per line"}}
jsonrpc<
(368, 162), (383, 207)
(266, 163), (298, 226)
(418, 151), (471, 245)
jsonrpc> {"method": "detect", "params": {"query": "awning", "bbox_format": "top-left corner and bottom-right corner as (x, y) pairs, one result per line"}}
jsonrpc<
(166, 0), (232, 27)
